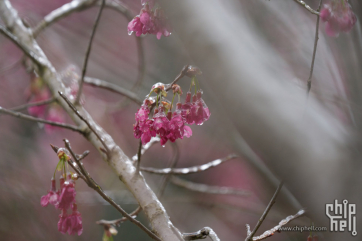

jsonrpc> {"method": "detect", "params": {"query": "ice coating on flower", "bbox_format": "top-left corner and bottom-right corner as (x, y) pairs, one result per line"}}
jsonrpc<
(128, 3), (171, 39)
(167, 103), (192, 142)
(56, 181), (76, 210)
(128, 16), (143, 36)
(41, 178), (59, 207)
(141, 0), (155, 8)
(181, 92), (194, 125)
(320, 0), (357, 37)
(196, 90), (210, 122)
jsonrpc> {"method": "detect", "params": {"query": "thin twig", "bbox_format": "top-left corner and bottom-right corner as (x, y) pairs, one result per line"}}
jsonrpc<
(136, 140), (142, 173)
(96, 206), (142, 226)
(245, 181), (284, 241)
(171, 176), (250, 196)
(84, 77), (142, 105)
(132, 137), (160, 161)
(77, 150), (90, 161)
(183, 227), (221, 241)
(165, 65), (190, 91)
(58, 91), (111, 156)
(293, 0), (320, 15)
(307, 0), (323, 95)
(75, 0), (106, 104)
(158, 142), (180, 197)
(0, 25), (46, 67)
(62, 139), (161, 241)
(141, 154), (238, 175)
(0, 106), (82, 132)
(32, 0), (97, 37)
(251, 209), (306, 241)
(10, 98), (56, 112)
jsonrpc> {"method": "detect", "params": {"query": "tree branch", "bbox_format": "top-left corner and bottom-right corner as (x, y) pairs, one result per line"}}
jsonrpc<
(75, 0), (106, 104)
(183, 227), (220, 241)
(84, 76), (142, 105)
(0, 106), (83, 133)
(10, 98), (55, 112)
(0, 1), (184, 239)
(293, 0), (320, 15)
(245, 181), (284, 241)
(141, 154), (238, 175)
(96, 206), (142, 227)
(307, 0), (323, 94)
(171, 176), (249, 196)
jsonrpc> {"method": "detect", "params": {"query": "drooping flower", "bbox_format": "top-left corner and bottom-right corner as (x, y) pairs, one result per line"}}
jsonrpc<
(56, 181), (76, 210)
(167, 103), (192, 142)
(133, 100), (156, 145)
(195, 90), (210, 123)
(128, 16), (143, 36)
(320, 0), (357, 37)
(153, 106), (170, 145)
(58, 209), (70, 234)
(140, 4), (155, 35)
(181, 92), (194, 125)
(153, 8), (171, 39)
(41, 178), (59, 207)
(67, 204), (83, 236)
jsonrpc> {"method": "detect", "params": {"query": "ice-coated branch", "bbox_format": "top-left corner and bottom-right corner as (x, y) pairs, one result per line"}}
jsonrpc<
(307, 0), (323, 94)
(183, 227), (220, 241)
(84, 77), (142, 105)
(32, 0), (97, 37)
(171, 176), (250, 196)
(0, 25), (46, 66)
(141, 154), (238, 175)
(75, 0), (105, 104)
(0, 1), (184, 240)
(10, 98), (56, 112)
(245, 181), (284, 241)
(250, 209), (306, 241)
(0, 106), (82, 132)
(293, 0), (320, 15)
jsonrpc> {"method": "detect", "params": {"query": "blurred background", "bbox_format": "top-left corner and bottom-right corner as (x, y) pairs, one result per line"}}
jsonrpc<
(0, 0), (361, 240)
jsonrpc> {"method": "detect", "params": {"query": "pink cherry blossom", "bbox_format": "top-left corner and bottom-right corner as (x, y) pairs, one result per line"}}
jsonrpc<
(128, 16), (143, 36)
(153, 106), (170, 145)
(41, 178), (59, 207)
(153, 8), (171, 39)
(320, 0), (357, 37)
(56, 181), (76, 210)
(167, 103), (192, 142)
(181, 92), (194, 125)
(58, 210), (69, 234)
(67, 204), (83, 236)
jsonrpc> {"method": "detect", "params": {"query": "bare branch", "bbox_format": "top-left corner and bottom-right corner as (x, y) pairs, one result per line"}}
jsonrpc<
(293, 0), (320, 15)
(141, 154), (238, 175)
(136, 140), (142, 173)
(10, 98), (56, 112)
(58, 91), (110, 156)
(96, 206), (142, 226)
(245, 181), (284, 241)
(307, 0), (323, 94)
(165, 65), (190, 91)
(76, 0), (106, 104)
(0, 25), (46, 66)
(84, 77), (142, 105)
(158, 142), (180, 197)
(132, 137), (160, 161)
(251, 210), (306, 241)
(183, 227), (221, 241)
(0, 106), (82, 133)
(62, 139), (161, 241)
(32, 0), (97, 37)
(171, 176), (250, 196)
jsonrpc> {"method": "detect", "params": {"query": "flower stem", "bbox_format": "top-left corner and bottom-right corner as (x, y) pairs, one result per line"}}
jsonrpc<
(171, 93), (176, 110)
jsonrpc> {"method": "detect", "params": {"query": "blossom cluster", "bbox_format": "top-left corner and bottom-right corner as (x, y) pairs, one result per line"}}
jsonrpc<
(41, 148), (83, 236)
(133, 75), (210, 146)
(320, 0), (357, 37)
(128, 0), (171, 39)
